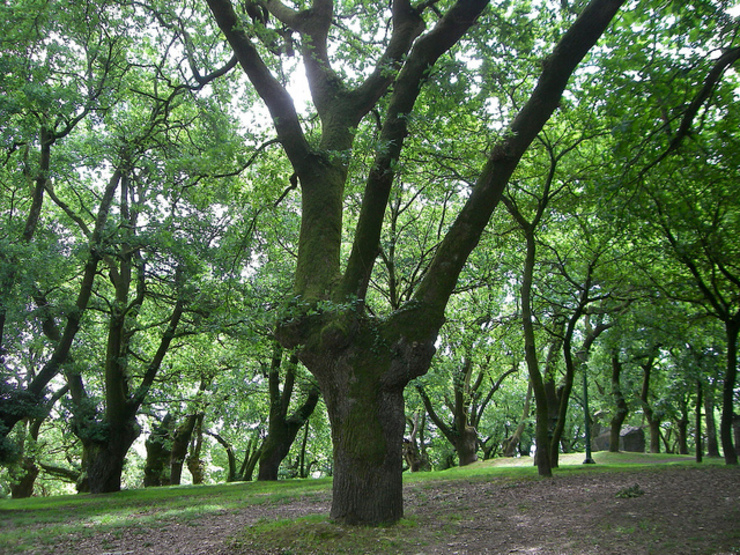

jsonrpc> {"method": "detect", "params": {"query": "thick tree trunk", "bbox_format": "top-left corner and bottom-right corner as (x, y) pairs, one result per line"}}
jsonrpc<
(10, 458), (39, 499)
(456, 425), (479, 467)
(170, 415), (198, 486)
(647, 417), (661, 454)
(294, 319), (436, 525)
(144, 415), (172, 487)
(219, 0), (626, 525)
(85, 420), (139, 494)
(326, 383), (406, 525)
(257, 434), (294, 481)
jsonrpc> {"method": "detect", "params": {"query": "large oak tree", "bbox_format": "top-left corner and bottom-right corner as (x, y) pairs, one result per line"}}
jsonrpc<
(206, 0), (625, 524)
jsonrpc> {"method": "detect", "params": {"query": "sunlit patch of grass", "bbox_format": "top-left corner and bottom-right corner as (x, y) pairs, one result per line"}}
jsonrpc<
(232, 515), (421, 555)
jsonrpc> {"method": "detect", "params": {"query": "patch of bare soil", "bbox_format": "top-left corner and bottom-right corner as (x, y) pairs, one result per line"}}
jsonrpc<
(41, 466), (740, 555)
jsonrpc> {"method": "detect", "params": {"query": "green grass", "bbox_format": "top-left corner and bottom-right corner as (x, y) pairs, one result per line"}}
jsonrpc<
(0, 477), (331, 553)
(0, 452), (725, 554)
(233, 515), (422, 555)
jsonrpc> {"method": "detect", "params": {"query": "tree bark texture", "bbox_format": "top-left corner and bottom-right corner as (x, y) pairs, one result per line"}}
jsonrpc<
(144, 415), (173, 487)
(640, 357), (661, 454)
(85, 420), (140, 494)
(170, 415), (199, 486)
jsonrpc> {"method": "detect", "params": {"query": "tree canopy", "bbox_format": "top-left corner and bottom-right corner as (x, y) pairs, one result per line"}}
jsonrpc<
(1, 0), (738, 527)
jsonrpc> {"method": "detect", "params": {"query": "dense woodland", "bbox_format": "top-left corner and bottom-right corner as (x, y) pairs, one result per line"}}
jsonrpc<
(0, 0), (738, 525)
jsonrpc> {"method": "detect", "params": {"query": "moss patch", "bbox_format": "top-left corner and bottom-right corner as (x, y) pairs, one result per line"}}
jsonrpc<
(232, 515), (421, 555)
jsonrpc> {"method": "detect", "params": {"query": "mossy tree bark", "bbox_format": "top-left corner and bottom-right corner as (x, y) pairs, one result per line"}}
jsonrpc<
(144, 414), (173, 487)
(208, 0), (625, 524)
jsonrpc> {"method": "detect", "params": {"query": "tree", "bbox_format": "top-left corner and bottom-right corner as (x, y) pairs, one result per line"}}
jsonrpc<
(258, 343), (320, 480)
(0, 0), (133, 449)
(416, 317), (517, 467)
(595, 2), (740, 465)
(206, 0), (625, 524)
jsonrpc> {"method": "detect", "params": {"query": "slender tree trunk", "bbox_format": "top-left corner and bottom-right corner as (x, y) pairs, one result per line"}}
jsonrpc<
(544, 334), (565, 468)
(187, 415), (205, 484)
(503, 381), (533, 457)
(696, 380), (703, 463)
(676, 417), (689, 455)
(640, 358), (661, 454)
(299, 420), (310, 478)
(704, 391), (721, 457)
(609, 354), (628, 452)
(720, 322), (738, 465)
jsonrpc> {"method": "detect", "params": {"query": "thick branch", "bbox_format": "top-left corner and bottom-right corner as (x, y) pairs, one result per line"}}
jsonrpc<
(341, 0), (489, 300)
(206, 0), (311, 170)
(414, 0), (626, 319)
(130, 296), (185, 411)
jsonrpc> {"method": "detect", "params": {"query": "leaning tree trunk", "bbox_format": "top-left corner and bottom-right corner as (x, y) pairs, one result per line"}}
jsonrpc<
(187, 415), (206, 484)
(258, 347), (321, 481)
(144, 415), (173, 487)
(503, 381), (533, 457)
(10, 457), (39, 499)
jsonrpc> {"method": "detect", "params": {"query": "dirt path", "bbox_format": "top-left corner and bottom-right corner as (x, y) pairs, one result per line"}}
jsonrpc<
(28, 466), (740, 554)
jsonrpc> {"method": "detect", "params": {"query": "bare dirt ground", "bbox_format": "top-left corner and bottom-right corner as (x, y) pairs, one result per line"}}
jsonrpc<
(28, 465), (740, 554)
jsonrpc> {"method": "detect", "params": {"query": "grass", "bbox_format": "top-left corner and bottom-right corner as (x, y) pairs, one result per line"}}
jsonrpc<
(234, 515), (422, 555)
(0, 477), (331, 553)
(0, 452), (727, 554)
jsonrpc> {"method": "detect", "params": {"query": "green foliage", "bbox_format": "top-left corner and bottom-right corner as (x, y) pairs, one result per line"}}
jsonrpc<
(1, 0), (737, 497)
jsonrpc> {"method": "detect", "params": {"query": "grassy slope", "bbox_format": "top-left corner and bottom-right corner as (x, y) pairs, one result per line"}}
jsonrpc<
(0, 452), (723, 554)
